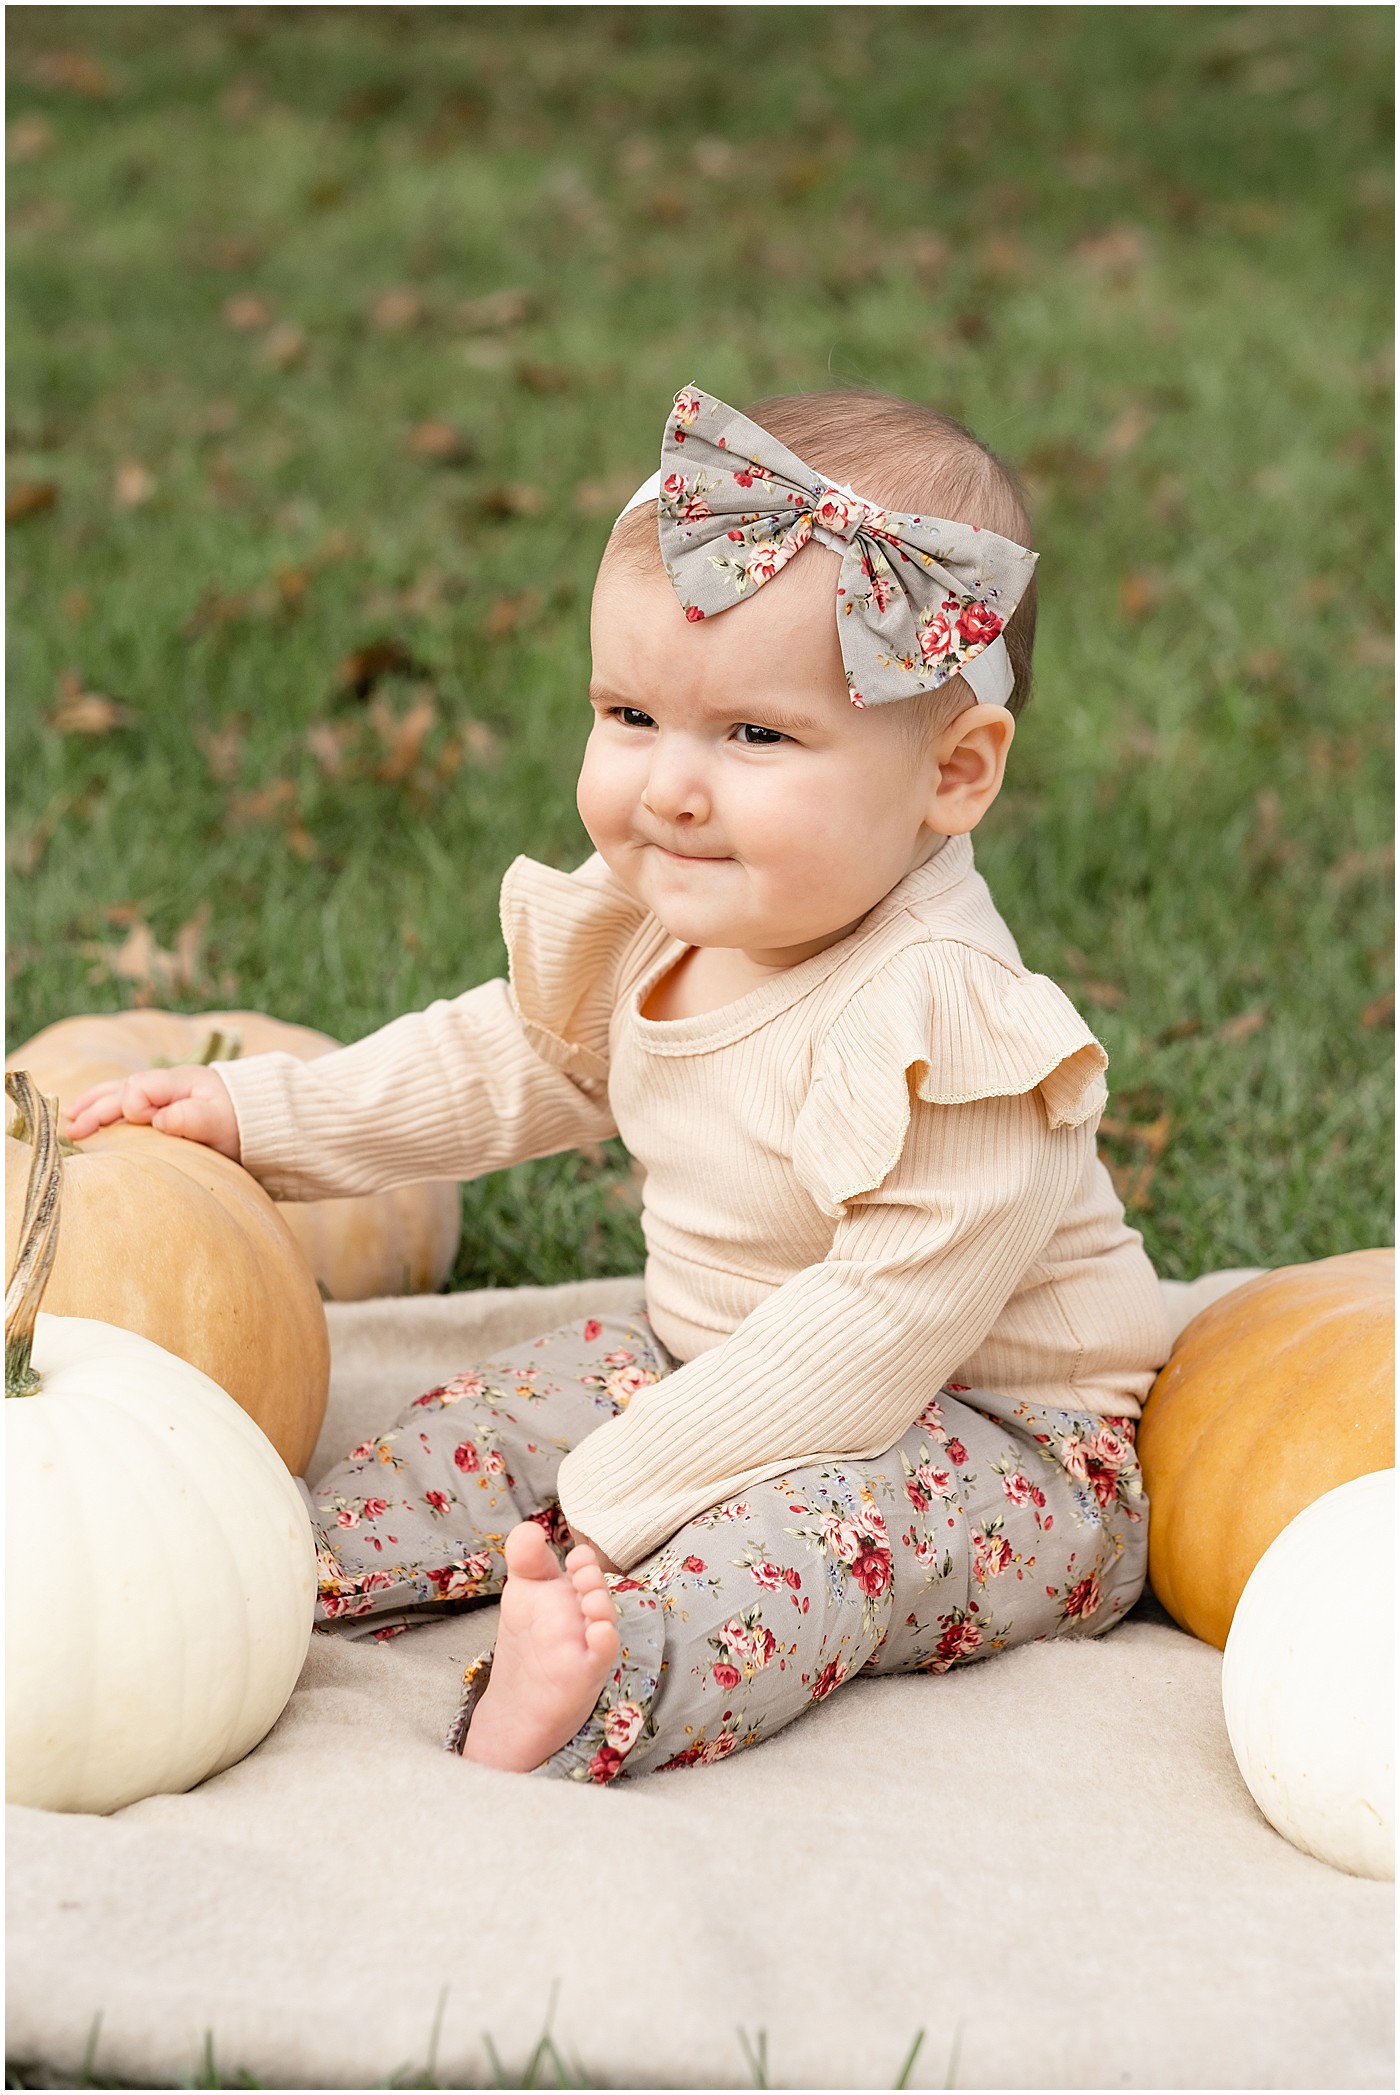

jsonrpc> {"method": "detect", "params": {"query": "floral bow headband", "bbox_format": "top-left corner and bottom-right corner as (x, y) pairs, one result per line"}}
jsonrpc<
(616, 384), (1037, 709)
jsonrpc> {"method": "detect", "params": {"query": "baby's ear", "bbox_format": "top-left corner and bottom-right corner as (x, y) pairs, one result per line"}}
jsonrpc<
(928, 705), (1016, 834)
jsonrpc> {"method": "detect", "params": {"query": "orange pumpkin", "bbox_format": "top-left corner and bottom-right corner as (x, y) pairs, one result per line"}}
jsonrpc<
(4, 1098), (329, 1476)
(1138, 1248), (1394, 1648)
(8, 1009), (461, 1301)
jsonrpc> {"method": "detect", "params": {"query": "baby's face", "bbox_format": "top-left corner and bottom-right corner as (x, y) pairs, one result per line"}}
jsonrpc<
(579, 549), (959, 963)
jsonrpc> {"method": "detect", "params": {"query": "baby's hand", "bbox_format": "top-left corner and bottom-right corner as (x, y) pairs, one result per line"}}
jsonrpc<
(64, 1066), (241, 1161)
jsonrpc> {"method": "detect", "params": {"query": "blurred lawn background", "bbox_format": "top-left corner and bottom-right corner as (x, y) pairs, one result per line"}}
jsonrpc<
(7, 4), (1393, 1291)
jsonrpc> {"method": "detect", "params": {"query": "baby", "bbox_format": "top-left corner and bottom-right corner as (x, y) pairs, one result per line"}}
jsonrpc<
(68, 384), (1171, 1782)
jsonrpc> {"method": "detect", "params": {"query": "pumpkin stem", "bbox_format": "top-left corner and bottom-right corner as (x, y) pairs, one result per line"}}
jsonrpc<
(5, 1072), (63, 1398)
(198, 1028), (243, 1065)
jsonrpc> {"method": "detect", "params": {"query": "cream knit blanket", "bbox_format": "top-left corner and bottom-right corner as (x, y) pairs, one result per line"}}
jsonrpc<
(6, 1272), (1393, 2090)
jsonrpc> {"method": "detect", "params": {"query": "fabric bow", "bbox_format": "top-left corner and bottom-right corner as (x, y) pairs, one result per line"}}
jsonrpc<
(651, 384), (1037, 708)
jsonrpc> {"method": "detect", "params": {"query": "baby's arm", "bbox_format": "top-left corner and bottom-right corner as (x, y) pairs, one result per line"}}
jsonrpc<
(66, 976), (617, 1202)
(555, 1090), (1094, 1572)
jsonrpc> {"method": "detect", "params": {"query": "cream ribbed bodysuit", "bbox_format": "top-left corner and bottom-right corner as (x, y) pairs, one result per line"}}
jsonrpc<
(215, 834), (1170, 1567)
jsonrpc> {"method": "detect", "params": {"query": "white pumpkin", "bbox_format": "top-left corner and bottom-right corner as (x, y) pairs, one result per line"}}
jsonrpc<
(1222, 1468), (1394, 1880)
(6, 1072), (316, 1815)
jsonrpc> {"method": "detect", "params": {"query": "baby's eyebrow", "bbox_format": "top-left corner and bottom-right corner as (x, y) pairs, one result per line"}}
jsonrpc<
(587, 682), (822, 733)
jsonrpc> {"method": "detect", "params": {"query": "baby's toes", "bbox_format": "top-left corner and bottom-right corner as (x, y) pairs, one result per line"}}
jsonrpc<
(583, 1613), (619, 1664)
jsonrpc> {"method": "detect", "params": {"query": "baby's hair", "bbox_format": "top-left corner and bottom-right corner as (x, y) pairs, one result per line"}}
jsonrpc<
(604, 387), (1039, 726)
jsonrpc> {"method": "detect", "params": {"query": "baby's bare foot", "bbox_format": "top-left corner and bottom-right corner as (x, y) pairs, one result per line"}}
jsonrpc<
(462, 1523), (619, 1772)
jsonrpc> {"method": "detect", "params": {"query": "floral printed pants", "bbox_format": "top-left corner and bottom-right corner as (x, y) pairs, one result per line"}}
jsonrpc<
(303, 1303), (1148, 1782)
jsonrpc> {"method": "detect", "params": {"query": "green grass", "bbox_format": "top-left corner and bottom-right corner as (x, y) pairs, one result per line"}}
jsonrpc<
(5, 2003), (944, 2089)
(7, 4), (1393, 1283)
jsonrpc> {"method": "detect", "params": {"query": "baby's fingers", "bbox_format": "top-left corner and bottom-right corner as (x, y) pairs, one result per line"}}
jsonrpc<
(66, 1069), (200, 1140)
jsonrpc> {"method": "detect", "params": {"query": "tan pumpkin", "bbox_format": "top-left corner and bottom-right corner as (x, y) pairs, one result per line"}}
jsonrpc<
(4, 1094), (329, 1476)
(7, 1009), (461, 1300)
(1138, 1248), (1395, 1649)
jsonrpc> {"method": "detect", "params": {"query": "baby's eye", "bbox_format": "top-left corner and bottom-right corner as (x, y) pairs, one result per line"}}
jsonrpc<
(734, 722), (786, 746)
(612, 706), (657, 729)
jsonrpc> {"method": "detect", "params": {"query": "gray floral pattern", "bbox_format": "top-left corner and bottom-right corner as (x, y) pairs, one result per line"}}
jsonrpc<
(304, 1309), (1148, 1783)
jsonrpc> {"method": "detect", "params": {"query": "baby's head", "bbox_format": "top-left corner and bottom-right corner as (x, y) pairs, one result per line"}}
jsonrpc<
(580, 387), (1036, 964)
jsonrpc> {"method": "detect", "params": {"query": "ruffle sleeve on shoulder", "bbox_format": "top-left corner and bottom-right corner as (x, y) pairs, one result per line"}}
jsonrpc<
(499, 853), (651, 1082)
(791, 938), (1107, 1217)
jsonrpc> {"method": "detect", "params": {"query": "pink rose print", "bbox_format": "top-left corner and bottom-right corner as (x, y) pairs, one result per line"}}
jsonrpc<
(1001, 1470), (1033, 1507)
(684, 604), (705, 621)
(822, 1514), (862, 1565)
(660, 474), (686, 505)
(1060, 1435), (1094, 1481)
(484, 1450), (507, 1476)
(335, 1507), (360, 1529)
(681, 495), (712, 521)
(582, 1319), (603, 1342)
(744, 538), (788, 585)
(852, 1543), (892, 1597)
(349, 1438), (377, 1462)
(906, 1461), (955, 1512)
(1064, 1572), (1102, 1619)
(426, 1554), (494, 1600)
(423, 1489), (452, 1517)
(946, 1439), (968, 1466)
(672, 385), (701, 426)
(867, 567), (896, 613)
(933, 1614), (982, 1668)
(588, 1745), (626, 1784)
(605, 1361), (657, 1408)
(719, 1618), (749, 1658)
(751, 1625), (778, 1668)
(527, 1505), (573, 1548)
(712, 1660), (743, 1690)
(809, 1657), (848, 1702)
(361, 1570), (395, 1594)
(683, 1555), (707, 1574)
(361, 1497), (388, 1521)
(453, 1441), (480, 1473)
(813, 486), (864, 536)
(1093, 1427), (1134, 1470)
(956, 600), (1003, 648)
(750, 1561), (786, 1592)
(917, 610), (955, 666)
(603, 1701), (644, 1754)
(732, 469), (754, 488)
(973, 1529), (1014, 1580)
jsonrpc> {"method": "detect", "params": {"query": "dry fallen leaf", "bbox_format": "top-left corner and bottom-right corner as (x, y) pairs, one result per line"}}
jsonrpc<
(1099, 1112), (1173, 1158)
(1074, 225), (1147, 278)
(6, 481), (58, 524)
(1118, 571), (1160, 620)
(1218, 1010), (1269, 1044)
(368, 288), (425, 333)
(1361, 990), (1394, 1030)
(1104, 404), (1152, 460)
(408, 420), (470, 463)
(480, 484), (546, 520)
(370, 693), (438, 782)
(194, 717), (248, 782)
(1158, 1017), (1203, 1044)
(306, 719), (357, 778)
(484, 589), (542, 639)
(222, 294), (272, 331)
(29, 48), (114, 97)
(460, 719), (499, 763)
(331, 638), (425, 702)
(263, 324), (307, 370)
(49, 674), (137, 735)
(454, 288), (536, 333)
(83, 905), (212, 1007)
(113, 460), (156, 509)
(7, 115), (55, 161)
(1076, 979), (1127, 1008)
(226, 778), (297, 831)
(1326, 841), (1395, 888)
(516, 362), (572, 395)
(1103, 1156), (1157, 1210)
(573, 473), (641, 518)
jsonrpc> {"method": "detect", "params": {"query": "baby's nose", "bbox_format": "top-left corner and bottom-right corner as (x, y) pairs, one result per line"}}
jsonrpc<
(641, 737), (710, 823)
